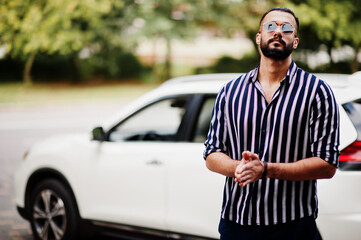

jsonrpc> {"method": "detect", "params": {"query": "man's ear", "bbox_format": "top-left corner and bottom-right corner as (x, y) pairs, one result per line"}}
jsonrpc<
(256, 33), (261, 45)
(293, 37), (299, 49)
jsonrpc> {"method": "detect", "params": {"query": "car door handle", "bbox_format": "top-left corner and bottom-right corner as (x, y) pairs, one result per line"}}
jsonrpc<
(146, 159), (163, 166)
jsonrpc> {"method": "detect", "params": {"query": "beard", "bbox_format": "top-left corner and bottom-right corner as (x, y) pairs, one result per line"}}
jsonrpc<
(260, 37), (294, 60)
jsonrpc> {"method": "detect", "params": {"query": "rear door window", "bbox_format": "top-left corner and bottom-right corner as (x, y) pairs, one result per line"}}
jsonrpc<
(193, 96), (216, 143)
(343, 100), (361, 140)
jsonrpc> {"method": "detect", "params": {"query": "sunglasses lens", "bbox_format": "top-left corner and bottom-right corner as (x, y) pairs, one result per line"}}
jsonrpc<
(264, 22), (277, 32)
(282, 24), (294, 33)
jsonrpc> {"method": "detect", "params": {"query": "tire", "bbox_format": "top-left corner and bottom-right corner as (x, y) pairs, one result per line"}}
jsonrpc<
(29, 179), (80, 240)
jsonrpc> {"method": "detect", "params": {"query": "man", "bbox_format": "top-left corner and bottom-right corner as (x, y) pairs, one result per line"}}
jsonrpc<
(204, 7), (339, 240)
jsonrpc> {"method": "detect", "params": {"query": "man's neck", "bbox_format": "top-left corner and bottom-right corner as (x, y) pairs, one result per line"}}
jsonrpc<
(258, 56), (292, 84)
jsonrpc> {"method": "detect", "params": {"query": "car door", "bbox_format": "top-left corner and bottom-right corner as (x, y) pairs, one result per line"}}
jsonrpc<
(166, 95), (225, 238)
(81, 96), (192, 231)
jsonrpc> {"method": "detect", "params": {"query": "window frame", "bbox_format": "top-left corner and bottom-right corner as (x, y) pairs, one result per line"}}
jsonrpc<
(179, 94), (217, 143)
(343, 98), (361, 141)
(104, 94), (198, 142)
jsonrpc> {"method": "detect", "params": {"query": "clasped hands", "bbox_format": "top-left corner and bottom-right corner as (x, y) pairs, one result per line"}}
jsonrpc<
(234, 151), (265, 187)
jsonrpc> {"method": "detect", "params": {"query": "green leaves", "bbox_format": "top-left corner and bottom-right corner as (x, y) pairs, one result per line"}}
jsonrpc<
(0, 0), (119, 58)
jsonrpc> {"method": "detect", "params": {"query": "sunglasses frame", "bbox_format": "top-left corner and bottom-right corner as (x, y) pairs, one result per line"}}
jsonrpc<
(263, 21), (295, 34)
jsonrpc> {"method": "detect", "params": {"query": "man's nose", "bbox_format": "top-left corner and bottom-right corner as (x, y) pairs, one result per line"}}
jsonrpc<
(273, 30), (282, 38)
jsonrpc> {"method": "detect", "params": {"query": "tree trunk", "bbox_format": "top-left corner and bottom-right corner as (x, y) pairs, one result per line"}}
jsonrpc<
(164, 37), (172, 81)
(151, 37), (158, 80)
(151, 37), (157, 69)
(70, 53), (80, 83)
(327, 44), (335, 68)
(23, 52), (36, 85)
(351, 45), (359, 73)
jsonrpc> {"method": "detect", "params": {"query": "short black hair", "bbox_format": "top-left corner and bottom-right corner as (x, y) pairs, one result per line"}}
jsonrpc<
(259, 7), (299, 35)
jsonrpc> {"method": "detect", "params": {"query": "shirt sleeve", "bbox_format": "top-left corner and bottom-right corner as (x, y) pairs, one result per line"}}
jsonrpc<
(203, 86), (229, 160)
(309, 80), (340, 167)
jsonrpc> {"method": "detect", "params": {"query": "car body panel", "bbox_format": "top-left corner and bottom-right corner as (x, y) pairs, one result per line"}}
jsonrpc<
(14, 134), (88, 209)
(165, 142), (224, 237)
(78, 141), (168, 230)
(317, 171), (361, 239)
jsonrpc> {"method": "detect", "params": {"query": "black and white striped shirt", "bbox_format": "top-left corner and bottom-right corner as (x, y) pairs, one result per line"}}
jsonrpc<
(204, 62), (340, 226)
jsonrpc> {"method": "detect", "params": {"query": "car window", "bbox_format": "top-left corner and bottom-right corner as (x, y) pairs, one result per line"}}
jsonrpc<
(193, 97), (216, 143)
(343, 100), (361, 140)
(109, 96), (190, 142)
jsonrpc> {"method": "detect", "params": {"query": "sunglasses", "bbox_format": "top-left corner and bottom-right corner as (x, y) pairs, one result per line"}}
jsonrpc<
(263, 22), (295, 34)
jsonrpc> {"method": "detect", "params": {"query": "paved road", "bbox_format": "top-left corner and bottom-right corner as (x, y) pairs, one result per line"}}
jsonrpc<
(0, 99), (129, 240)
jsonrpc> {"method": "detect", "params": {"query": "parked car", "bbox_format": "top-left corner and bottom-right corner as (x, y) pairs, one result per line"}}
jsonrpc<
(14, 72), (361, 240)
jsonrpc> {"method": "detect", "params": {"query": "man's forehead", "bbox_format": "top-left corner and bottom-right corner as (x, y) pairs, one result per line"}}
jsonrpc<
(262, 10), (296, 25)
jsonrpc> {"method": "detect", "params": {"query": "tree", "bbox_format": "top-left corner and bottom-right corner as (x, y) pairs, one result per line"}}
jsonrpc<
(224, 0), (361, 73)
(129, 0), (196, 80)
(290, 0), (361, 72)
(0, 0), (124, 84)
(289, 0), (352, 71)
(130, 0), (237, 81)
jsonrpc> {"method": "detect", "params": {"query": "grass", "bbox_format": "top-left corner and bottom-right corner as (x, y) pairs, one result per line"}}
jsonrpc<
(0, 63), (197, 104)
(0, 81), (159, 104)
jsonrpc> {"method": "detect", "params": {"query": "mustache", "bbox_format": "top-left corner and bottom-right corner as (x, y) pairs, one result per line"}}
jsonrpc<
(268, 37), (286, 46)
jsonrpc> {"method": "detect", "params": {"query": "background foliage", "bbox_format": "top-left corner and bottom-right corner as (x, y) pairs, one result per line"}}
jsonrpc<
(0, 0), (360, 84)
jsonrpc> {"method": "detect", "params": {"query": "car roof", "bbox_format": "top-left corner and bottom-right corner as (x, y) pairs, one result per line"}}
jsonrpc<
(316, 73), (361, 104)
(102, 72), (361, 131)
(158, 72), (361, 104)
(159, 73), (238, 94)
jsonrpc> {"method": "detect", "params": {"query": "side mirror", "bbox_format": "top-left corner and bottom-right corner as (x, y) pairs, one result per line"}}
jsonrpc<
(92, 126), (106, 141)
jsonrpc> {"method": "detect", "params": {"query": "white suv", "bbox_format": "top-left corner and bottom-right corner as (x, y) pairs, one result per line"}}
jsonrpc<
(14, 73), (361, 240)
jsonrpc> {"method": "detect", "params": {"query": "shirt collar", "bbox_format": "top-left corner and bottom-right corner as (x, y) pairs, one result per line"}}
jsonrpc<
(248, 61), (298, 85)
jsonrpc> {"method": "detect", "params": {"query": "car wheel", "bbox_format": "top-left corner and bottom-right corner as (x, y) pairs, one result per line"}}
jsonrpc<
(29, 179), (79, 240)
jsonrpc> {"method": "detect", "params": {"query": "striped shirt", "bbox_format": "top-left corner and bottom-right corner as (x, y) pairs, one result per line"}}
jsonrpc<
(204, 61), (340, 226)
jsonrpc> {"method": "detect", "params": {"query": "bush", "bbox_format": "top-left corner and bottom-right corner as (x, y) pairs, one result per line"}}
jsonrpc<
(0, 57), (23, 82)
(0, 53), (81, 83)
(32, 54), (76, 82)
(295, 60), (355, 74)
(194, 52), (259, 74)
(0, 50), (146, 83)
(81, 49), (144, 80)
(197, 53), (357, 75)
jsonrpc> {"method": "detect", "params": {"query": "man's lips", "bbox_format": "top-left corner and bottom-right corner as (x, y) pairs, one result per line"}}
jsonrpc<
(268, 38), (286, 46)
